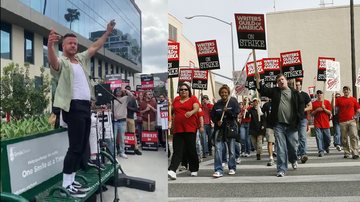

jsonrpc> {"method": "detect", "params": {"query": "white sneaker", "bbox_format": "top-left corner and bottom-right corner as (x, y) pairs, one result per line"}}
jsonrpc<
(119, 153), (128, 159)
(168, 170), (176, 180)
(212, 171), (223, 178)
(236, 158), (241, 164)
(228, 169), (236, 175)
(240, 152), (245, 157)
(190, 172), (198, 177)
(222, 162), (226, 168)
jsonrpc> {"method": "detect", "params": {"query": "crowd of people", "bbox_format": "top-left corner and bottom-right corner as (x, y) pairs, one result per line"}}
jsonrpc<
(168, 73), (360, 180)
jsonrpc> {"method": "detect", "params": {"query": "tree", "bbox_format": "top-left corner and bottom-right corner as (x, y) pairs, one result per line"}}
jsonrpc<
(64, 8), (80, 30)
(0, 63), (50, 120)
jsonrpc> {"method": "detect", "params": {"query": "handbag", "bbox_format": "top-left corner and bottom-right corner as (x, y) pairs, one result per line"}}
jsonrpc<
(223, 120), (238, 139)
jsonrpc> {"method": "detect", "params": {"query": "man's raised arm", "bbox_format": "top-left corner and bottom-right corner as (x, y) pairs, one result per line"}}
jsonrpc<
(47, 29), (60, 71)
(87, 20), (116, 58)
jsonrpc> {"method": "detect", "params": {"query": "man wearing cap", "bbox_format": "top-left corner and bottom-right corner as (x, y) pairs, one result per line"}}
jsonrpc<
(335, 86), (360, 159)
(295, 80), (312, 163)
(201, 95), (213, 156)
(311, 90), (332, 157)
(331, 93), (342, 151)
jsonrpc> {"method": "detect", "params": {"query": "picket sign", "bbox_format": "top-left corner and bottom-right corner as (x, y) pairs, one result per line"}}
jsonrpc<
(141, 114), (158, 151)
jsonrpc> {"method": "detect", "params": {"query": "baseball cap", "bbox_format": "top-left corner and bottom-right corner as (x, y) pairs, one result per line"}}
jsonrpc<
(343, 86), (351, 90)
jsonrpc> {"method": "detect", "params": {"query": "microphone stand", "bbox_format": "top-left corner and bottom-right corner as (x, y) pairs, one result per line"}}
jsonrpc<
(91, 79), (121, 202)
(94, 111), (103, 202)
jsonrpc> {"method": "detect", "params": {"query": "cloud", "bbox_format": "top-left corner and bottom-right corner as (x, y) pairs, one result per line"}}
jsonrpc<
(135, 0), (167, 74)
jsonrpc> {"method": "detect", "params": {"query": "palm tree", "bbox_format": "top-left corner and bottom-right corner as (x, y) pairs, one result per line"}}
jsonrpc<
(64, 8), (80, 30)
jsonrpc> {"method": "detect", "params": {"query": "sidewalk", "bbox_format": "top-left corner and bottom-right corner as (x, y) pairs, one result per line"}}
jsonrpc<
(98, 148), (167, 202)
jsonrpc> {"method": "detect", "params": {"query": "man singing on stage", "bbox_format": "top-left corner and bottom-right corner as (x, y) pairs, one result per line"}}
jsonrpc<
(48, 20), (115, 198)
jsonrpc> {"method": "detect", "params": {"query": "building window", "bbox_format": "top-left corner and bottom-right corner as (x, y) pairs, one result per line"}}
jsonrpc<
(98, 59), (102, 78)
(116, 66), (119, 74)
(169, 24), (177, 41)
(91, 57), (95, 78)
(24, 30), (34, 64)
(43, 38), (49, 67)
(105, 62), (108, 75)
(1, 22), (12, 59)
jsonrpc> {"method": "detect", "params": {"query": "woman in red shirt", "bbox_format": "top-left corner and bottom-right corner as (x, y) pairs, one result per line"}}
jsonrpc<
(168, 83), (200, 180)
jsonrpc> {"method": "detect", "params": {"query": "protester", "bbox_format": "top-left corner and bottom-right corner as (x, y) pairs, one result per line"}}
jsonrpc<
(248, 98), (265, 160)
(331, 92), (342, 151)
(201, 95), (213, 156)
(255, 72), (305, 177)
(113, 88), (133, 158)
(211, 85), (240, 178)
(335, 86), (360, 159)
(168, 83), (200, 180)
(239, 97), (252, 157)
(140, 90), (157, 131)
(295, 80), (312, 163)
(47, 20), (115, 197)
(311, 90), (332, 157)
(135, 91), (144, 145)
(156, 94), (168, 148)
(262, 97), (276, 166)
(125, 87), (142, 155)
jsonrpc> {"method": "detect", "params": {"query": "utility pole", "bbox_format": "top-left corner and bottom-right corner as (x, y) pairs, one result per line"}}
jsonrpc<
(350, 0), (357, 98)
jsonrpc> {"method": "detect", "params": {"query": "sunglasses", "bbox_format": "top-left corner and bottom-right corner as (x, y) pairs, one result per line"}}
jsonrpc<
(179, 88), (188, 91)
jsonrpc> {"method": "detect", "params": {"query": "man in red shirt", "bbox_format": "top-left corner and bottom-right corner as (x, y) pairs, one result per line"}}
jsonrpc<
(201, 95), (213, 156)
(335, 86), (360, 159)
(311, 90), (332, 157)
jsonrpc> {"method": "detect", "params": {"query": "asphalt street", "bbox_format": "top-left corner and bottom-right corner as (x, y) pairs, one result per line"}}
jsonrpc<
(168, 135), (360, 202)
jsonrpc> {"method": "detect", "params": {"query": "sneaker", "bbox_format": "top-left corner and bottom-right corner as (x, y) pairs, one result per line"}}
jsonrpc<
(267, 159), (274, 166)
(213, 171), (223, 178)
(236, 158), (241, 164)
(318, 152), (324, 157)
(273, 152), (277, 157)
(190, 172), (198, 176)
(325, 148), (330, 154)
(88, 159), (105, 171)
(240, 152), (245, 157)
(168, 170), (176, 180)
(119, 153), (128, 159)
(134, 149), (142, 155)
(336, 145), (342, 151)
(276, 171), (285, 177)
(245, 153), (250, 157)
(228, 169), (236, 175)
(353, 155), (359, 159)
(344, 154), (350, 158)
(292, 161), (298, 170)
(256, 154), (261, 160)
(72, 181), (91, 192)
(178, 166), (187, 172)
(301, 155), (308, 164)
(62, 185), (86, 198)
(222, 162), (226, 168)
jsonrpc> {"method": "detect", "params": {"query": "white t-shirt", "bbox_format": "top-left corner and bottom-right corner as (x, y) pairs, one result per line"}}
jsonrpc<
(71, 63), (90, 100)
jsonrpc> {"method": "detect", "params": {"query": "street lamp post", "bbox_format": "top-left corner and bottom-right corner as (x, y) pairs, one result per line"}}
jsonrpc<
(185, 15), (235, 72)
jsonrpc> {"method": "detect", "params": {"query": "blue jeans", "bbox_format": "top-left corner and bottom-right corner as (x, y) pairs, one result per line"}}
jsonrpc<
(214, 131), (236, 174)
(332, 120), (342, 146)
(297, 118), (308, 156)
(204, 124), (213, 153)
(274, 123), (298, 173)
(235, 142), (241, 159)
(199, 129), (208, 155)
(114, 120), (126, 155)
(196, 131), (202, 157)
(314, 128), (331, 153)
(240, 123), (251, 154)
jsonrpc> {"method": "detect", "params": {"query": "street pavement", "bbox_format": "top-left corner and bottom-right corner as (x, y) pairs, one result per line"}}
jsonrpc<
(168, 135), (360, 202)
(97, 147), (167, 202)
